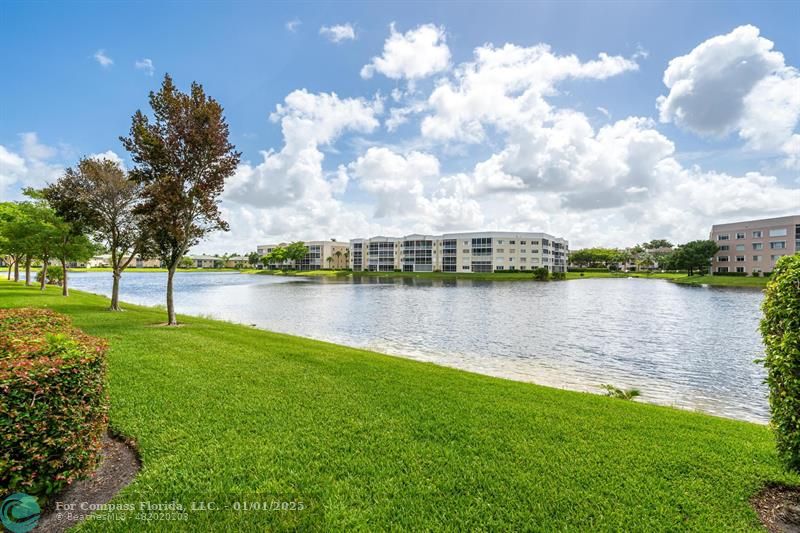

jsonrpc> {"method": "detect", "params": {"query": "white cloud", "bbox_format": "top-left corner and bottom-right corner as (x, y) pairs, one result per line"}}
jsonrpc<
(657, 24), (800, 162)
(135, 58), (154, 76)
(361, 23), (450, 81)
(285, 19), (301, 33)
(0, 135), (62, 201)
(421, 43), (639, 142)
(320, 23), (356, 43)
(89, 150), (125, 167)
(93, 49), (113, 68)
(225, 90), (381, 208)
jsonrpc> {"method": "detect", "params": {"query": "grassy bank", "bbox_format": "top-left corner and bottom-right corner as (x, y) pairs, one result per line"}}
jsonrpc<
(0, 280), (795, 531)
(672, 275), (771, 288)
(68, 266), (770, 288)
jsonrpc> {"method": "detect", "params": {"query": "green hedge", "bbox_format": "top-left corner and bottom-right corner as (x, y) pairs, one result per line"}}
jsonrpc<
(0, 308), (108, 498)
(567, 267), (609, 272)
(760, 255), (800, 473)
(711, 271), (748, 277)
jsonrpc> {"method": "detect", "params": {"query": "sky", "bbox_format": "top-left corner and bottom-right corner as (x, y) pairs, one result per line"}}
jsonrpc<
(1, 0), (799, 253)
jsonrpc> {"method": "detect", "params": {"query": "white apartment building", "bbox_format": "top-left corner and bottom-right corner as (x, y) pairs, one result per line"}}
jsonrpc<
(350, 231), (569, 273)
(710, 215), (800, 275)
(257, 240), (349, 270)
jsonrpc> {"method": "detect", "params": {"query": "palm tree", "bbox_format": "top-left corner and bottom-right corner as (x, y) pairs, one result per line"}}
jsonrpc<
(344, 249), (350, 267)
(334, 250), (343, 269)
(326, 256), (333, 269)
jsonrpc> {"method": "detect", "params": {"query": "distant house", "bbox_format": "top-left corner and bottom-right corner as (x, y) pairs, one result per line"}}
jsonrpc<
(224, 255), (250, 268)
(188, 255), (224, 269)
(87, 254), (112, 268)
(86, 254), (161, 268)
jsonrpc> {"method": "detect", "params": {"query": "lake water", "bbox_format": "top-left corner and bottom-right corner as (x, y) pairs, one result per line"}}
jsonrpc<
(68, 271), (769, 423)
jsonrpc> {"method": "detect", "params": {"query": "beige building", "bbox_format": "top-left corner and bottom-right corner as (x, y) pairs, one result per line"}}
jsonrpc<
(350, 231), (569, 273)
(256, 241), (349, 270)
(709, 215), (800, 275)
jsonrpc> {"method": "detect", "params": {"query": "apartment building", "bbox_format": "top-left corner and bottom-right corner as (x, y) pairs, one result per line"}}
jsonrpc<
(350, 231), (569, 273)
(709, 215), (800, 275)
(256, 240), (349, 270)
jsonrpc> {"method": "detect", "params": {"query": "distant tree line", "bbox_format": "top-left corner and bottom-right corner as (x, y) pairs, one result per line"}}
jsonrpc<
(569, 239), (719, 276)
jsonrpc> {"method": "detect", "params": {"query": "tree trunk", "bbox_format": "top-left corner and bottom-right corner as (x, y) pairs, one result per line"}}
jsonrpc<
(40, 257), (48, 290)
(110, 269), (122, 311)
(13, 258), (19, 282)
(166, 264), (178, 325)
(6, 263), (10, 280)
(25, 256), (31, 286)
(61, 258), (69, 296)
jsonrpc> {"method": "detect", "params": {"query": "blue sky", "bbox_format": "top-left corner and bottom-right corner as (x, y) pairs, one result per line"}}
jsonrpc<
(2, 1), (798, 252)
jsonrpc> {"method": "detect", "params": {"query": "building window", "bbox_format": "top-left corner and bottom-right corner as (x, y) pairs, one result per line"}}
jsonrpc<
(771, 255), (784, 261)
(509, 240), (515, 244)
(717, 267), (729, 273)
(736, 232), (745, 239)
(462, 266), (470, 270)
(753, 230), (762, 238)
(717, 256), (729, 262)
(495, 266), (504, 271)
(736, 256), (745, 262)
(770, 241), (786, 249)
(753, 255), (762, 262)
(736, 267), (745, 273)
(719, 245), (730, 251)
(520, 241), (527, 245)
(735, 244), (745, 251)
(718, 234), (729, 241)
(753, 242), (763, 250)
(769, 228), (788, 237)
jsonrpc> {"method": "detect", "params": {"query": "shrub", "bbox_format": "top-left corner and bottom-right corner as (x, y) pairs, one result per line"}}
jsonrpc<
(550, 271), (566, 281)
(601, 384), (641, 400)
(568, 267), (609, 273)
(0, 308), (109, 498)
(760, 255), (800, 473)
(532, 267), (549, 281)
(711, 271), (748, 277)
(34, 265), (64, 285)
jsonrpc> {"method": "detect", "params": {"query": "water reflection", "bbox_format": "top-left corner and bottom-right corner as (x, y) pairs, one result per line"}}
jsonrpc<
(69, 272), (768, 423)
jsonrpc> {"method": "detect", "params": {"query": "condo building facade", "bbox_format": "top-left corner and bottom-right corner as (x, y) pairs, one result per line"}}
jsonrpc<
(257, 240), (349, 270)
(350, 231), (569, 273)
(709, 215), (800, 275)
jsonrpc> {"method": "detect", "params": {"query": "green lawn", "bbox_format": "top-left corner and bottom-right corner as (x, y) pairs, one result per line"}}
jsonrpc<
(672, 275), (771, 287)
(70, 266), (770, 288)
(2, 281), (793, 531)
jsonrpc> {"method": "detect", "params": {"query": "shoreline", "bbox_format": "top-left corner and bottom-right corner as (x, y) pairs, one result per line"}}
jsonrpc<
(66, 267), (770, 287)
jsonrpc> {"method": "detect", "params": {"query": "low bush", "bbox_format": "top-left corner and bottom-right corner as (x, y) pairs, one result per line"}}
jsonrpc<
(550, 271), (566, 280)
(34, 265), (64, 285)
(711, 271), (748, 277)
(0, 308), (108, 498)
(760, 255), (800, 473)
(532, 267), (549, 281)
(567, 268), (609, 273)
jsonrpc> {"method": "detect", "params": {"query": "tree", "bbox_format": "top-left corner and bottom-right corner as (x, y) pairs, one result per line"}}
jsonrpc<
(50, 220), (96, 296)
(41, 157), (149, 309)
(179, 256), (194, 269)
(0, 203), (27, 282)
(334, 250), (343, 269)
(283, 242), (308, 270)
(263, 246), (287, 269)
(247, 251), (260, 267)
(760, 255), (800, 473)
(121, 74), (240, 325)
(344, 249), (350, 268)
(671, 240), (718, 276)
(643, 239), (673, 250)
(326, 256), (333, 269)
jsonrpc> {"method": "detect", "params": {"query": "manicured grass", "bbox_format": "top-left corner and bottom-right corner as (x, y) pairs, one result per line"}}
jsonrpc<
(0, 280), (796, 531)
(672, 275), (770, 288)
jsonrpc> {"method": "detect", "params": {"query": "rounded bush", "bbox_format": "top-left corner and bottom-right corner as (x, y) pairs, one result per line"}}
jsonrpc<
(760, 254), (800, 473)
(0, 309), (108, 497)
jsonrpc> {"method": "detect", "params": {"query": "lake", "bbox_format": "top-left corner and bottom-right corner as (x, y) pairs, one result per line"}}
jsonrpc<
(68, 271), (769, 423)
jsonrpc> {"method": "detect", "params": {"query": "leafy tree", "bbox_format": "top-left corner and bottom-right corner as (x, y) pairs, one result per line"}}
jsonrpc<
(41, 157), (149, 309)
(532, 267), (549, 281)
(247, 251), (260, 267)
(263, 246), (287, 269)
(670, 240), (718, 276)
(50, 220), (96, 296)
(179, 256), (194, 269)
(333, 249), (343, 268)
(643, 239), (673, 250)
(121, 74), (240, 325)
(344, 249), (350, 268)
(0, 202), (27, 282)
(760, 255), (800, 473)
(283, 242), (308, 270)
(326, 256), (333, 269)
